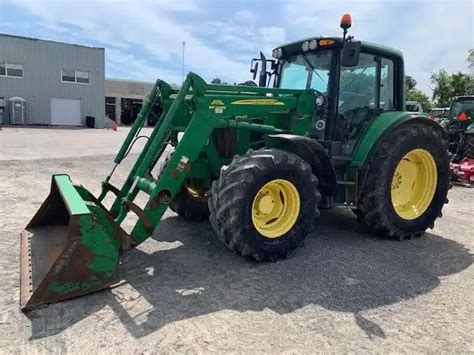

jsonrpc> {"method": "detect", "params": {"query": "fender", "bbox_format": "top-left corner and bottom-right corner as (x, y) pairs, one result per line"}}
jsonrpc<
(266, 134), (337, 197)
(351, 112), (446, 167)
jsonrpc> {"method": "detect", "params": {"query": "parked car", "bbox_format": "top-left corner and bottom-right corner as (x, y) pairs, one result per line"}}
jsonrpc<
(430, 107), (449, 122)
(405, 101), (423, 113)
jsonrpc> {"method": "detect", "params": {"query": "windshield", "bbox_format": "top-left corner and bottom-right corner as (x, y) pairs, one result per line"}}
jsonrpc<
(279, 50), (332, 93)
(278, 50), (396, 114)
(449, 99), (474, 118)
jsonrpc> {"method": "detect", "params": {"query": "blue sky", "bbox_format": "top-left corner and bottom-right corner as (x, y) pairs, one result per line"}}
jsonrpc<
(0, 0), (473, 94)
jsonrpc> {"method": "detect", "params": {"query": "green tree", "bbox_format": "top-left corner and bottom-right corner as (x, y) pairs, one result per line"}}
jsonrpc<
(431, 70), (454, 107)
(211, 78), (222, 84)
(407, 88), (432, 112)
(468, 49), (474, 71)
(431, 69), (474, 107)
(404, 74), (432, 111)
(451, 72), (474, 95)
(405, 75), (417, 91)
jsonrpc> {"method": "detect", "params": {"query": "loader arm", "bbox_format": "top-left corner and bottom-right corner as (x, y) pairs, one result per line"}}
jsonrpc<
(101, 72), (310, 246)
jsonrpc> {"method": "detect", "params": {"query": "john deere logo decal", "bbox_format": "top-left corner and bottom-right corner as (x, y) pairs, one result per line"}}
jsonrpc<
(209, 99), (226, 114)
(231, 99), (285, 106)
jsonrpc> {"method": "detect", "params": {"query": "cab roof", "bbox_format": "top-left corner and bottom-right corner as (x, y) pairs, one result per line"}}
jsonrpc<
(276, 36), (403, 60)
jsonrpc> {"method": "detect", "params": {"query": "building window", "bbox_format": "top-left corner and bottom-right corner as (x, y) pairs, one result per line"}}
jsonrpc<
(6, 63), (23, 77)
(76, 71), (89, 84)
(62, 69), (75, 82)
(0, 62), (23, 78)
(62, 69), (90, 84)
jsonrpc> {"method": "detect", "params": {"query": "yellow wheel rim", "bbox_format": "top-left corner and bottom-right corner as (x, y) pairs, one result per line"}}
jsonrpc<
(391, 149), (437, 220)
(251, 179), (300, 238)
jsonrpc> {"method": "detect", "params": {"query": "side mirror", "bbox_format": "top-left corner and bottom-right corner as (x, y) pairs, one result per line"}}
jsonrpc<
(258, 52), (267, 87)
(341, 41), (361, 67)
(250, 60), (259, 80)
(250, 52), (277, 87)
(271, 60), (278, 71)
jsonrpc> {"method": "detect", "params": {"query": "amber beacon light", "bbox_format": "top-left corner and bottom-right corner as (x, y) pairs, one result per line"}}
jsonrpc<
(340, 13), (352, 29)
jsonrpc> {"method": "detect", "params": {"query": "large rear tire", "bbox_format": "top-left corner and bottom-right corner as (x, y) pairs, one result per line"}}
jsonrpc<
(462, 134), (474, 159)
(356, 123), (450, 239)
(209, 148), (321, 262)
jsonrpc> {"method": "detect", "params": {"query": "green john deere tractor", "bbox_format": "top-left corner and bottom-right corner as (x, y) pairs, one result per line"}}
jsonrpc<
(20, 14), (450, 311)
(439, 95), (474, 161)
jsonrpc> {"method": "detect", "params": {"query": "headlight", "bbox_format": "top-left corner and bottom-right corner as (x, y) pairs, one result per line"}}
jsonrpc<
(276, 48), (283, 58)
(316, 95), (325, 107)
(301, 41), (309, 52)
(309, 39), (317, 50)
(315, 120), (326, 131)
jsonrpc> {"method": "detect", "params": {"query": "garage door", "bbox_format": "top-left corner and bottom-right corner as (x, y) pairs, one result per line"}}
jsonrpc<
(50, 98), (81, 126)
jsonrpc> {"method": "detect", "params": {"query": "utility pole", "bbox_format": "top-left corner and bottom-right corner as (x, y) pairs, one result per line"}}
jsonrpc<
(182, 41), (186, 84)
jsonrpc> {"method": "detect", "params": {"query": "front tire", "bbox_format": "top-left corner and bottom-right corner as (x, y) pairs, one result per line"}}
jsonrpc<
(156, 148), (210, 220)
(356, 123), (450, 239)
(169, 182), (210, 221)
(208, 148), (321, 262)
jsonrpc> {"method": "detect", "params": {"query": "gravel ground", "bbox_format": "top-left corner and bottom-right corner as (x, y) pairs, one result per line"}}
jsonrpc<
(0, 126), (152, 161)
(0, 130), (473, 353)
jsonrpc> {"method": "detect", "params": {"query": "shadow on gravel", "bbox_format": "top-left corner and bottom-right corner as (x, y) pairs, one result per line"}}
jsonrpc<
(27, 209), (473, 340)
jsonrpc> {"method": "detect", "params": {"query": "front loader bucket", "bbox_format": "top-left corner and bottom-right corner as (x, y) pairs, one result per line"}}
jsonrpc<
(20, 174), (127, 311)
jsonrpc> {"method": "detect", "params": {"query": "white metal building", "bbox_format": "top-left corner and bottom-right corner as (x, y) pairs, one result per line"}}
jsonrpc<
(0, 33), (105, 127)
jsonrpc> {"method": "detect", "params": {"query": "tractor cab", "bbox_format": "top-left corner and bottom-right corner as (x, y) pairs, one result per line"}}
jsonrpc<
(253, 14), (405, 156)
(440, 96), (474, 132)
(446, 96), (474, 121)
(440, 96), (474, 160)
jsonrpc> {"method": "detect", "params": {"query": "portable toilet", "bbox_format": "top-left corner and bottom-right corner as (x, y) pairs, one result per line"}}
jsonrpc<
(9, 97), (26, 125)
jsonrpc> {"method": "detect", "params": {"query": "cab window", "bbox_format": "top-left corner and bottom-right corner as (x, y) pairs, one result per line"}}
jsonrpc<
(339, 53), (395, 113)
(339, 53), (377, 113)
(279, 58), (309, 89)
(279, 51), (332, 93)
